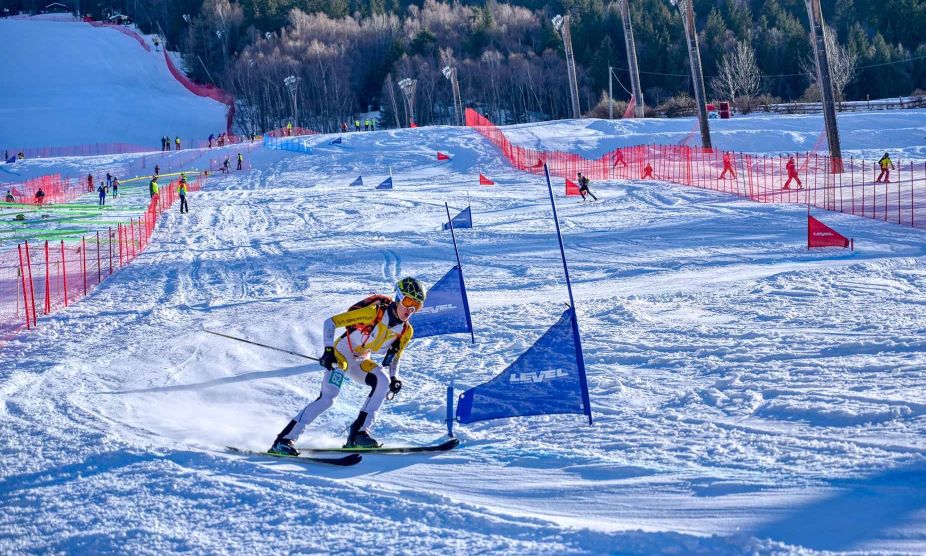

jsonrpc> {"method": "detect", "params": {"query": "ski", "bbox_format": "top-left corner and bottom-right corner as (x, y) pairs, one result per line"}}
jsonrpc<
(225, 446), (363, 466)
(298, 437), (460, 454)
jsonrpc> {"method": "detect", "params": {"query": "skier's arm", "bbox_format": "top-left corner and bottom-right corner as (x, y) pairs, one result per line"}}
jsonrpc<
(382, 325), (414, 377)
(322, 304), (379, 347)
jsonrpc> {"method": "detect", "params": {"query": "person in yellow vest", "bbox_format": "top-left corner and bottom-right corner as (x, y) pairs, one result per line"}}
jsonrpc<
(236, 152), (243, 171)
(175, 136), (181, 151)
(269, 277), (427, 454)
(287, 122), (293, 136)
(178, 175), (188, 214)
(354, 119), (361, 131)
(149, 176), (159, 200)
(876, 152), (895, 183)
(364, 118), (370, 131)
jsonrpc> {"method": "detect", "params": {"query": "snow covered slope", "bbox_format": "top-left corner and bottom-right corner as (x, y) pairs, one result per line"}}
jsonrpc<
(2, 118), (926, 554)
(0, 17), (227, 150)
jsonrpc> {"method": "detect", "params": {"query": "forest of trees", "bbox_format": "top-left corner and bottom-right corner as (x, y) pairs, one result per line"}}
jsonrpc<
(10, 0), (926, 133)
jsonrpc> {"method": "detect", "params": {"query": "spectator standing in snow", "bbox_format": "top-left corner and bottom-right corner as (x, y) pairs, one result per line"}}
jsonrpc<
(178, 175), (188, 214)
(175, 136), (181, 151)
(87, 173), (94, 192)
(222, 157), (230, 174)
(354, 119), (361, 132)
(112, 177), (119, 199)
(208, 134), (214, 148)
(149, 177), (159, 200)
(237, 153), (243, 171)
(341, 122), (348, 133)
(5, 190), (14, 203)
(97, 182), (106, 206)
(34, 188), (45, 205)
(783, 155), (802, 189)
(154, 164), (160, 176)
(876, 152), (895, 183)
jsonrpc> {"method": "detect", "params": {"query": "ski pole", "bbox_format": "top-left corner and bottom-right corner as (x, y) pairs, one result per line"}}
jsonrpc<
(202, 328), (319, 362)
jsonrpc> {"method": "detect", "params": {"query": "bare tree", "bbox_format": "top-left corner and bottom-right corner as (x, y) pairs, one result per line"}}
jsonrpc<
(800, 29), (858, 103)
(711, 40), (760, 110)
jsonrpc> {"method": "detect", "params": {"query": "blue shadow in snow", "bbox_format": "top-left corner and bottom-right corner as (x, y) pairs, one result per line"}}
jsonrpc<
(751, 459), (926, 550)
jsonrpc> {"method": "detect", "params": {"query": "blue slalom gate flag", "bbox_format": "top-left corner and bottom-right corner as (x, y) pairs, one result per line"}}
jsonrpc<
(5, 156), (15, 164)
(376, 176), (393, 190)
(442, 206), (472, 230)
(454, 308), (590, 424)
(414, 265), (473, 340)
(330, 137), (343, 145)
(350, 175), (363, 187)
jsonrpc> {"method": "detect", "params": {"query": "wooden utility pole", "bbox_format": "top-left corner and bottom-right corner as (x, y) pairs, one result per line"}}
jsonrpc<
(619, 0), (644, 118)
(678, 0), (712, 149)
(554, 14), (582, 119)
(805, 0), (843, 176)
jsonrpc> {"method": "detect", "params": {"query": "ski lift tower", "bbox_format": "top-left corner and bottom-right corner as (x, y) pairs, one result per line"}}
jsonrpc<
(552, 14), (581, 119)
(676, 0), (712, 149)
(618, 0), (644, 118)
(805, 0), (843, 177)
(442, 65), (464, 126)
(397, 78), (418, 127)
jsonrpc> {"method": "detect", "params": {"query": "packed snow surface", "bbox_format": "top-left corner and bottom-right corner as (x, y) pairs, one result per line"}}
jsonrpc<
(2, 17), (926, 555)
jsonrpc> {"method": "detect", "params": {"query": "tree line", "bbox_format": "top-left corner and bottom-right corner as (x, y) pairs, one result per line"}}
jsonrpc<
(11, 0), (926, 132)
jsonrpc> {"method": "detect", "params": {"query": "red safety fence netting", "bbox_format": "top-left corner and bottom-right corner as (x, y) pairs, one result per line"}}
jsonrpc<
(0, 176), (204, 343)
(465, 108), (926, 229)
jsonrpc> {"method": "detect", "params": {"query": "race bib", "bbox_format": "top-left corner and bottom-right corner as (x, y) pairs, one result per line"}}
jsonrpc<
(328, 370), (345, 388)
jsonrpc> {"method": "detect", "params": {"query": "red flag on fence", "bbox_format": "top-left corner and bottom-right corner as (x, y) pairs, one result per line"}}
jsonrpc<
(808, 215), (852, 249)
(532, 158), (545, 168)
(437, 152), (450, 161)
(479, 173), (495, 186)
(565, 178), (581, 196)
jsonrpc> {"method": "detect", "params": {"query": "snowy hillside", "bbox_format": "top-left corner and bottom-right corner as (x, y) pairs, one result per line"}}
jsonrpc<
(2, 21), (926, 553)
(0, 17), (227, 150)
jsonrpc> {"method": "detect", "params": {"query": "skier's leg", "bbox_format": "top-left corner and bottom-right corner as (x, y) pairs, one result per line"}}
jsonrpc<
(590, 191), (598, 201)
(344, 364), (389, 443)
(278, 367), (345, 442)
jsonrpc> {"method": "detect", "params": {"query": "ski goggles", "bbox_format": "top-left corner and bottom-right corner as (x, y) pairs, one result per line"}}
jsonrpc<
(396, 292), (423, 313)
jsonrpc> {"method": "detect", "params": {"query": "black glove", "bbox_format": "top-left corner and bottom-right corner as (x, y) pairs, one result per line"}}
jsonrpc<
(319, 347), (336, 370)
(389, 377), (402, 396)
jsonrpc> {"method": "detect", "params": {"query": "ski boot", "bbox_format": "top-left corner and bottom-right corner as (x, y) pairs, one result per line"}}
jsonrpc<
(269, 437), (299, 456)
(344, 430), (382, 449)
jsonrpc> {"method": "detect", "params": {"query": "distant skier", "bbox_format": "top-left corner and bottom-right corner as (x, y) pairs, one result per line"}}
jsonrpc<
(178, 174), (188, 214)
(718, 151), (736, 179)
(208, 133), (214, 148)
(112, 177), (119, 199)
(783, 155), (802, 189)
(34, 188), (45, 205)
(97, 181), (106, 206)
(269, 277), (427, 455)
(87, 173), (94, 192)
(876, 152), (895, 183)
(222, 156), (230, 174)
(106, 172), (112, 188)
(236, 152), (243, 170)
(613, 150), (627, 168)
(642, 162), (654, 179)
(576, 172), (598, 201)
(5, 191), (14, 203)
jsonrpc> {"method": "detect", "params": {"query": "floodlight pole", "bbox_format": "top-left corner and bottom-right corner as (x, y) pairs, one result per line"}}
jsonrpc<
(284, 75), (299, 129)
(442, 65), (464, 126)
(553, 14), (582, 119)
(678, 0), (712, 149)
(619, 0), (644, 118)
(805, 0), (843, 178)
(398, 78), (418, 127)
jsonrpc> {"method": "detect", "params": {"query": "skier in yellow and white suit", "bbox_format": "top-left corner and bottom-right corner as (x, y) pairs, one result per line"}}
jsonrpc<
(270, 277), (426, 454)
